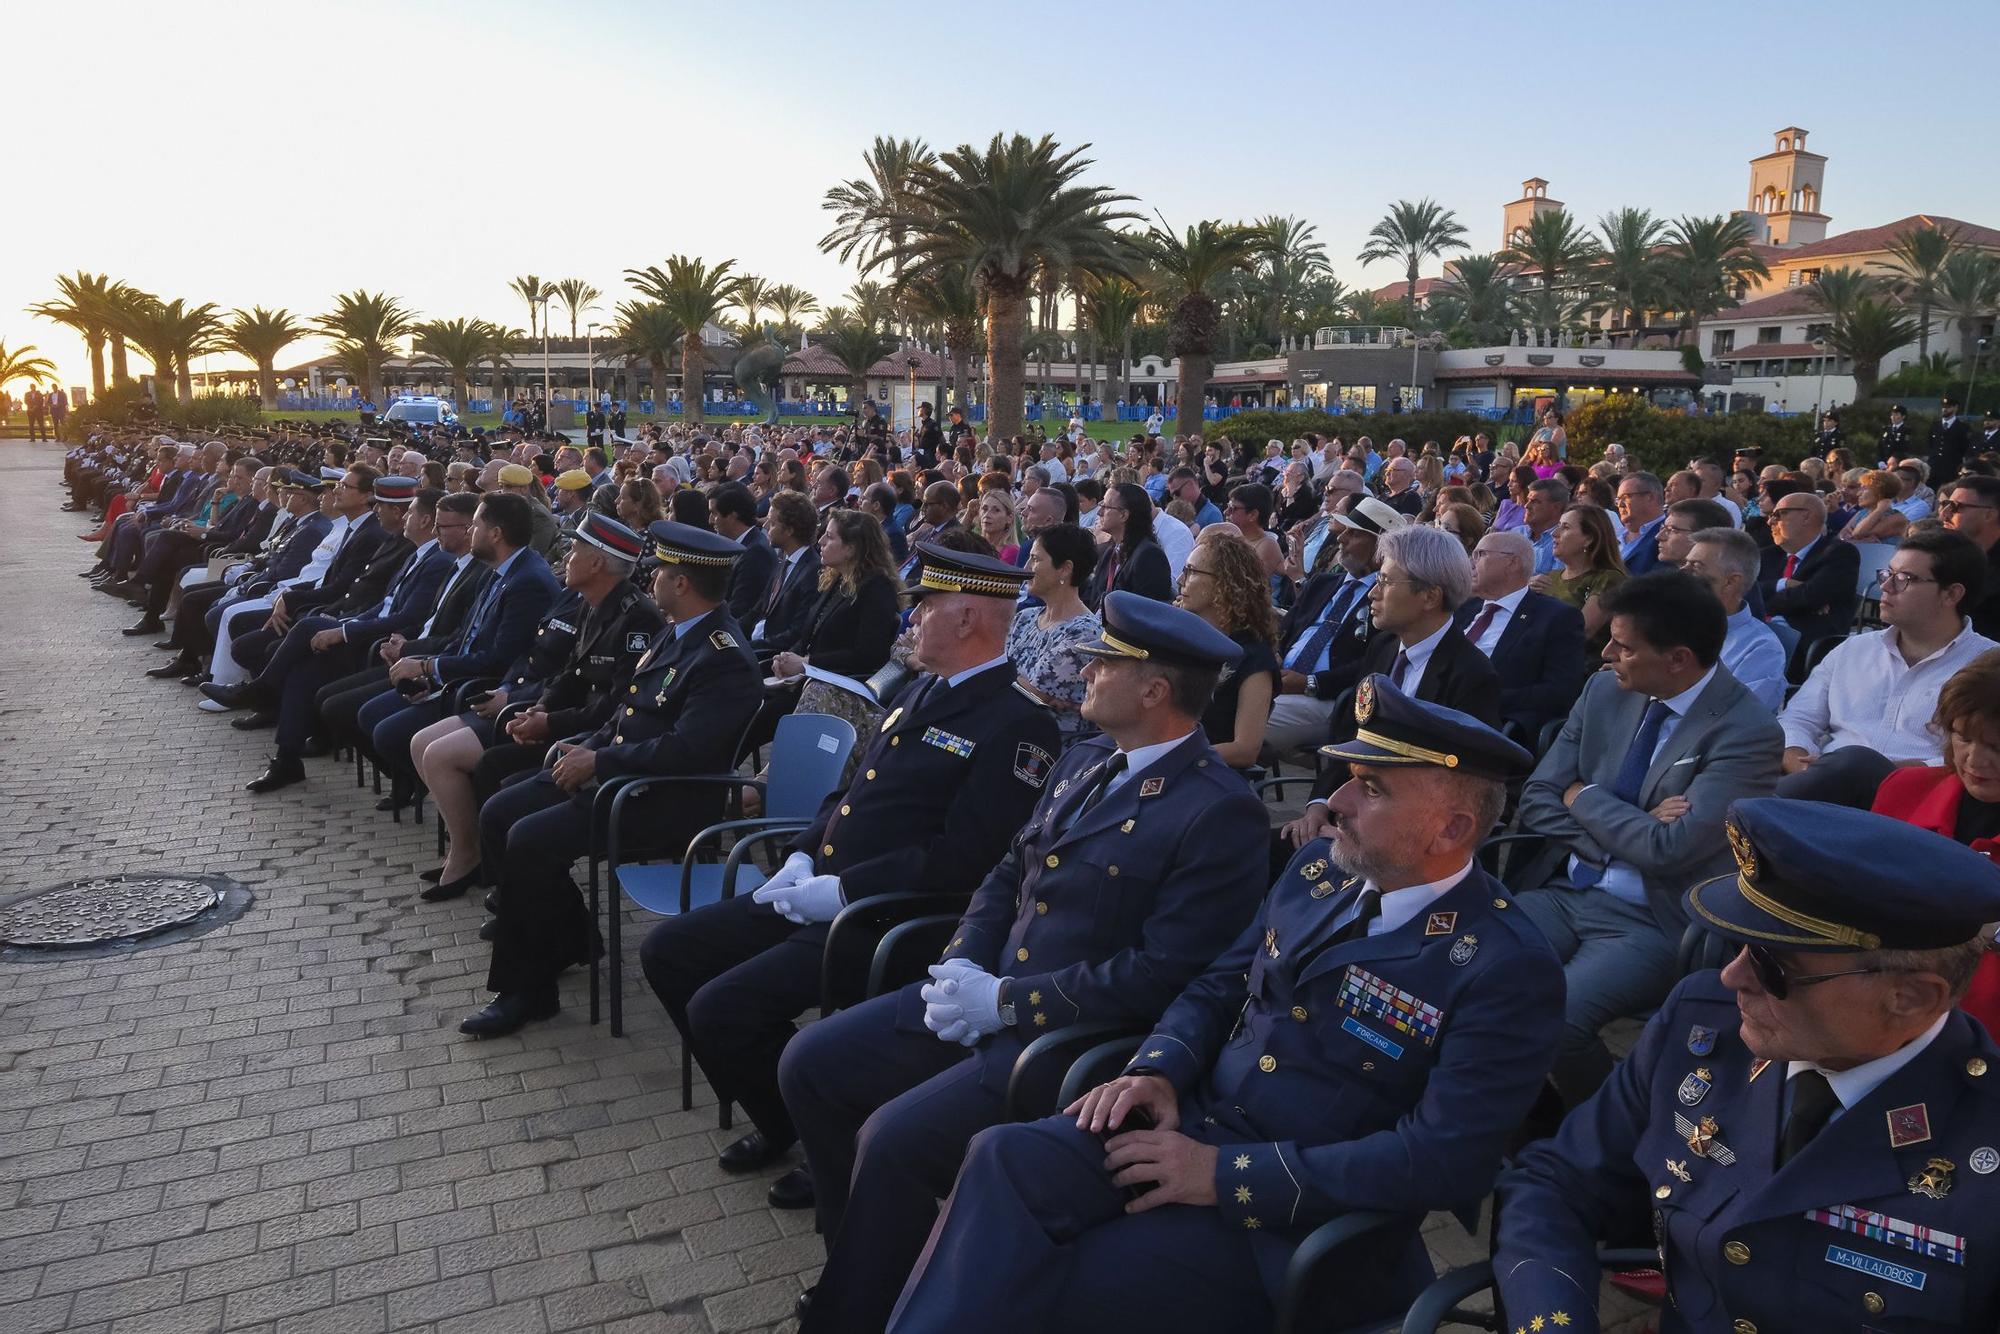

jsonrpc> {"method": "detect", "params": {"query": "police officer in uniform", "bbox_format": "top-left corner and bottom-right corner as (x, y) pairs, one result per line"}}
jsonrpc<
(1878, 404), (1913, 466)
(780, 592), (1271, 1332)
(1812, 410), (1842, 460)
(887, 679), (1564, 1332)
(1928, 395), (1972, 485)
(638, 545), (1061, 1207)
(459, 521), (763, 1038)
(1493, 798), (2000, 1333)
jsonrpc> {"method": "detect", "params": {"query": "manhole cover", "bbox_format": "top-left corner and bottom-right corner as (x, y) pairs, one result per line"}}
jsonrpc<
(0, 873), (253, 953)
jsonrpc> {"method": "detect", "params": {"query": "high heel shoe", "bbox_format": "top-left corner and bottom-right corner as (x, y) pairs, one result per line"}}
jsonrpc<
(421, 866), (482, 902)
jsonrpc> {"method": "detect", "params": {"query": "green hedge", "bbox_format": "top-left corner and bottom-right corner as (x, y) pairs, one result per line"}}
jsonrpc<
(72, 384), (263, 432)
(1200, 408), (1527, 452)
(1564, 398), (1957, 477)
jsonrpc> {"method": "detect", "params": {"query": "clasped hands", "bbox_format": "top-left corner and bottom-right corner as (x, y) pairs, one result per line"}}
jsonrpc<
(918, 958), (1005, 1047)
(1066, 1074), (1216, 1212)
(749, 852), (845, 924)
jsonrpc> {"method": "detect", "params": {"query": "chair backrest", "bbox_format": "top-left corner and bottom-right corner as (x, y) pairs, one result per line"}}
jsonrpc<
(762, 711), (859, 819)
(1851, 541), (1899, 599)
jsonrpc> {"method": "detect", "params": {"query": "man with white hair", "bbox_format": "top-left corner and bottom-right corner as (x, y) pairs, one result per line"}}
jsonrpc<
(1379, 455), (1422, 517)
(1682, 526), (1787, 710)
(1455, 529), (1588, 741)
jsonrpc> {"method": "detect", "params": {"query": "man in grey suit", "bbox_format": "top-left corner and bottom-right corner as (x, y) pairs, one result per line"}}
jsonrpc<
(1512, 570), (1783, 1103)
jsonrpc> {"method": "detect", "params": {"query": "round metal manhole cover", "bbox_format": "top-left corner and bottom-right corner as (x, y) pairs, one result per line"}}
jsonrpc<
(0, 873), (253, 954)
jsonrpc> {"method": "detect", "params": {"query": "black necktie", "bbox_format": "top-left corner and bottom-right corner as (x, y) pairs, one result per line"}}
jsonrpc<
(1332, 886), (1383, 945)
(1065, 754), (1127, 831)
(1779, 1069), (1840, 1166)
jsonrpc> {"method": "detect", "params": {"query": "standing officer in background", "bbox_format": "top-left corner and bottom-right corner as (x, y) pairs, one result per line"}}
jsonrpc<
(1493, 798), (2000, 1333)
(1878, 403), (1914, 465)
(639, 545), (1060, 1209)
(781, 592), (1269, 1332)
(1929, 395), (1971, 485)
(888, 680), (1563, 1332)
(460, 521), (762, 1038)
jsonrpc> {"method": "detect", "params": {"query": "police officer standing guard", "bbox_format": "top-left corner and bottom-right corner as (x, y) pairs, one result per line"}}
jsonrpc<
(887, 679), (1564, 1332)
(459, 521), (763, 1038)
(1493, 798), (2000, 1332)
(1878, 403), (1913, 466)
(780, 592), (1270, 1331)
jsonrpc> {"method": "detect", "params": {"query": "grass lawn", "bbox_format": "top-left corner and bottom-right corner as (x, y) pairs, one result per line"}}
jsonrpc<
(253, 408), (1143, 444)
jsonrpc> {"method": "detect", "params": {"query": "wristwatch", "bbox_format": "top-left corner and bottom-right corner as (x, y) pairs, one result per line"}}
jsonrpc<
(998, 980), (1016, 1028)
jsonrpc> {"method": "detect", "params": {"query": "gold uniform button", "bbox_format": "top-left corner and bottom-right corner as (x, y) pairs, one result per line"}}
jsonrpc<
(1732, 1321), (1757, 1334)
(614, 735), (624, 743)
(866, 769), (877, 780)
(1196, 758), (1209, 767)
(1107, 865), (1119, 877)
(1291, 1006), (1308, 1022)
(1016, 948), (1029, 962)
(1258, 1055), (1277, 1073)
(1035, 901), (1048, 915)
(1655, 1184), (1673, 1199)
(890, 736), (900, 746)
(1969, 1057), (1989, 1077)
(1723, 1241), (1751, 1265)
(628, 684), (637, 694)
(1045, 854), (1060, 869)
(625, 707), (634, 715)
(1492, 898), (1508, 909)
(1862, 1293), (1885, 1316)
(839, 805), (851, 816)
(823, 844), (835, 856)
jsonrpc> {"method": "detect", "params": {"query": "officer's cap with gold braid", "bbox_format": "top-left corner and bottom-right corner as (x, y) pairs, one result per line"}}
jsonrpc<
(1319, 673), (1531, 779)
(644, 519), (743, 568)
(573, 511), (645, 561)
(1075, 590), (1244, 669)
(906, 541), (1031, 601)
(1687, 798), (2000, 954)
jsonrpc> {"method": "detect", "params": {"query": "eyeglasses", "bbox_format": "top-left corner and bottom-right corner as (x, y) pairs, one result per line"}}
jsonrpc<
(1745, 943), (1902, 1001)
(1940, 498), (1997, 515)
(1770, 507), (1815, 519)
(1875, 569), (1937, 592)
(1179, 565), (1217, 580)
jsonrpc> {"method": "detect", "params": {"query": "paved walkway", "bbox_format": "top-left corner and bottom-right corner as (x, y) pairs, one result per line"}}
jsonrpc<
(0, 441), (1652, 1334)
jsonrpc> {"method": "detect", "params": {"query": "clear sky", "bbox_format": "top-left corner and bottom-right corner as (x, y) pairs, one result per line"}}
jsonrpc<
(9, 0), (1998, 392)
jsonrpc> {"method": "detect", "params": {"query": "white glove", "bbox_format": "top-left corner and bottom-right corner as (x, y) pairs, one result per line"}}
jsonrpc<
(755, 872), (845, 924)
(921, 963), (1007, 1046)
(751, 853), (814, 913)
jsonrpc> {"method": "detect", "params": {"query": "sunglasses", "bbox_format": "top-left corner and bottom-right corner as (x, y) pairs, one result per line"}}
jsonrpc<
(1744, 943), (1897, 1000)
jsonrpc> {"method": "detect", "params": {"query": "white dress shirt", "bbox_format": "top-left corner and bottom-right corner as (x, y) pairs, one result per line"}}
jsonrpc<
(279, 514), (353, 591)
(418, 553), (478, 639)
(1785, 1011), (1949, 1122)
(1467, 585), (1531, 656)
(1780, 619), (2000, 760)
(1773, 534), (1819, 591)
(1719, 605), (1788, 712)
(1350, 858), (1476, 937)
(1386, 619), (1451, 697)
(1103, 730), (1200, 799)
(1151, 512), (1193, 581)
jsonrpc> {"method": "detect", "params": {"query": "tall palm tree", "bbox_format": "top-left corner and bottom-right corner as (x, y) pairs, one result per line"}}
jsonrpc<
(413, 318), (504, 409)
(123, 297), (223, 404)
(624, 257), (743, 422)
(845, 280), (898, 331)
(899, 263), (984, 413)
(1356, 199), (1469, 326)
(1426, 253), (1521, 346)
(0, 342), (58, 391)
(1661, 214), (1770, 345)
(1290, 276), (1351, 335)
(1806, 267), (1885, 327)
(550, 278), (602, 340)
(815, 319), (896, 411)
(221, 307), (307, 408)
(1595, 208), (1668, 343)
(1077, 274), (1146, 417)
(484, 325), (525, 406)
(1143, 220), (1260, 428)
(767, 284), (821, 338)
(1882, 224), (1960, 361)
(313, 290), (416, 408)
(1249, 215), (1331, 344)
(858, 133), (1137, 439)
(27, 272), (138, 398)
(1936, 249), (2000, 374)
(1501, 209), (1602, 338)
(820, 136), (940, 288)
(97, 282), (154, 387)
(735, 276), (774, 328)
(1823, 298), (1919, 398)
(508, 274), (552, 340)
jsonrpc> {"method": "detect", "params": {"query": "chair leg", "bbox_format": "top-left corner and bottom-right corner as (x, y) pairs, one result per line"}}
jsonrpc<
(609, 874), (624, 1038)
(372, 762), (382, 795)
(718, 1099), (732, 1131)
(435, 813), (446, 859)
(587, 857), (601, 1026)
(353, 748), (364, 788)
(682, 1049), (694, 1113)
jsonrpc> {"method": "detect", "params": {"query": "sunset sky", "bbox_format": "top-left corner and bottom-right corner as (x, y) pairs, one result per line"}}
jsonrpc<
(9, 0), (1998, 393)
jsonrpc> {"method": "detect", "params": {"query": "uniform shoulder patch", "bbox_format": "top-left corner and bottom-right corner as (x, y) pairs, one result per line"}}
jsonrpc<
(709, 630), (738, 651)
(626, 631), (651, 653)
(1014, 742), (1053, 789)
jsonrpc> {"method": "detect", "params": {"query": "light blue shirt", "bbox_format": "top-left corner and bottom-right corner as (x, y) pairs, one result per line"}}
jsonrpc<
(1618, 515), (1662, 565)
(1284, 573), (1375, 673)
(1568, 665), (1719, 906)
(1529, 525), (1558, 576)
(1720, 605), (1787, 712)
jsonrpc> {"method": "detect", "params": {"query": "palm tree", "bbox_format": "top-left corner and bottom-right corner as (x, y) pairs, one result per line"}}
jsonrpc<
(1356, 199), (1470, 327)
(550, 278), (602, 340)
(27, 272), (138, 398)
(815, 319), (896, 411)
(221, 307), (307, 408)
(1289, 276), (1351, 335)
(1882, 224), (1960, 361)
(820, 136), (940, 287)
(1077, 274), (1145, 418)
(413, 318), (504, 409)
(313, 290), (417, 408)
(857, 133), (1137, 440)
(624, 256), (743, 422)
(96, 282), (154, 387)
(0, 341), (58, 391)
(508, 274), (552, 340)
(845, 280), (898, 331)
(1426, 253), (1521, 346)
(123, 297), (223, 404)
(1501, 209), (1603, 338)
(1806, 267), (1885, 327)
(900, 263), (984, 413)
(1824, 298), (1919, 398)
(1661, 214), (1770, 346)
(1595, 208), (1668, 343)
(1936, 249), (2000, 375)
(766, 284), (821, 338)
(1249, 215), (1331, 344)
(735, 276), (774, 328)
(1143, 220), (1260, 428)
(484, 325), (525, 406)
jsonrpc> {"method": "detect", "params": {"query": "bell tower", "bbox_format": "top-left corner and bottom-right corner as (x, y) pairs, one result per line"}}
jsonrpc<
(1502, 178), (1562, 250)
(1745, 128), (1828, 247)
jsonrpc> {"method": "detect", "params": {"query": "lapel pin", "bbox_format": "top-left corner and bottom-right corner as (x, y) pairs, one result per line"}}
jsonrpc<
(1677, 1068), (1713, 1107)
(1687, 1024), (1716, 1056)
(1886, 1104), (1933, 1150)
(1424, 912), (1457, 936)
(1665, 1158), (1692, 1183)
(1139, 776), (1164, 798)
(1908, 1157), (1955, 1200)
(1448, 934), (1479, 966)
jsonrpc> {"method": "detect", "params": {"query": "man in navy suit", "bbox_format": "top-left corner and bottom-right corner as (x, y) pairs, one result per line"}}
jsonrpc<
(710, 482), (780, 622)
(887, 679), (1563, 1332)
(1757, 491), (1860, 651)
(1493, 800), (2000, 1334)
(160, 474), (333, 674)
(781, 594), (1269, 1332)
(1456, 529), (1588, 742)
(750, 492), (821, 652)
(1614, 471), (1665, 575)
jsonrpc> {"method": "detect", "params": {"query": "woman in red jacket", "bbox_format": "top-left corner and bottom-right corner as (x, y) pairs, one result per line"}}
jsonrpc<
(1871, 649), (2000, 1030)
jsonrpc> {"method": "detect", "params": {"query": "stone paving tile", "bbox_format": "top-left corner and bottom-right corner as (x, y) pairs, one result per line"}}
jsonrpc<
(0, 442), (1653, 1334)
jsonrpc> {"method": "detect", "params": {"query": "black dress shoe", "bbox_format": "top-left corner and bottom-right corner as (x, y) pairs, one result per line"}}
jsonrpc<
(179, 670), (210, 687)
(200, 680), (261, 710)
(478, 919), (498, 941)
(299, 737), (332, 759)
(97, 578), (134, 596)
(230, 711), (278, 732)
(153, 638), (179, 651)
(458, 989), (559, 1038)
(245, 759), (306, 794)
(796, 1285), (816, 1320)
(79, 562), (108, 577)
(719, 1130), (796, 1173)
(419, 865), (444, 883)
(420, 866), (482, 902)
(123, 616), (166, 636)
(146, 656), (195, 680)
(375, 790), (413, 813)
(482, 891), (500, 915)
(767, 1166), (816, 1210)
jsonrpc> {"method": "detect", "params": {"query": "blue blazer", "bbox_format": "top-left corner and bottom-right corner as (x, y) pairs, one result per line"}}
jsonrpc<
(1454, 590), (1588, 741)
(1620, 515), (1663, 575)
(433, 548), (560, 681)
(339, 543), (458, 646)
(256, 511), (333, 588)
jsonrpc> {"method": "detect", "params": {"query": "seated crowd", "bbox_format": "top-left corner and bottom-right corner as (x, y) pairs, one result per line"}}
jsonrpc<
(59, 406), (2000, 1331)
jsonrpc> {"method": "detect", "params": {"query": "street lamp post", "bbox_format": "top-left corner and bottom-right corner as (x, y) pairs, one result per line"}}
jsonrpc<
(907, 353), (921, 437)
(586, 323), (598, 405)
(1812, 336), (1830, 419)
(541, 297), (553, 418)
(1967, 336), (1991, 415)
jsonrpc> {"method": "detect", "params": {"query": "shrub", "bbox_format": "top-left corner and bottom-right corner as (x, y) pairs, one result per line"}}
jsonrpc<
(71, 384), (262, 433)
(1202, 408), (1517, 453)
(1565, 399), (1816, 477)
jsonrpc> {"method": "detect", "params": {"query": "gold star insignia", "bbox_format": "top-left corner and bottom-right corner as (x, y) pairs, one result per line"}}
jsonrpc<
(1032, 1013), (1047, 1026)
(1233, 1154), (1252, 1170)
(1028, 990), (1042, 1005)
(1529, 1318), (1545, 1332)
(1551, 1315), (1571, 1328)
(1147, 1049), (1164, 1059)
(1234, 1185), (1252, 1204)
(1242, 1216), (1261, 1229)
